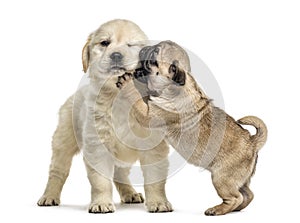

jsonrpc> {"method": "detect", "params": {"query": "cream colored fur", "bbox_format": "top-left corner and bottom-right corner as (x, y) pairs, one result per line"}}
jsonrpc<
(37, 20), (172, 213)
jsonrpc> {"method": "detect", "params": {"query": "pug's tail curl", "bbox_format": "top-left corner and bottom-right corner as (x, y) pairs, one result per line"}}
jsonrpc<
(238, 116), (268, 151)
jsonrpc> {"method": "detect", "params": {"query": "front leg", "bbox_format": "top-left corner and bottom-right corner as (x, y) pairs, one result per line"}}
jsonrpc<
(116, 73), (151, 127)
(84, 158), (115, 213)
(139, 141), (173, 212)
(116, 73), (172, 212)
(82, 99), (116, 213)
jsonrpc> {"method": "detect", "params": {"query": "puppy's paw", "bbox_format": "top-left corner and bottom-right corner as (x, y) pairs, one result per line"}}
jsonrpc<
(146, 200), (173, 213)
(88, 202), (116, 214)
(122, 192), (144, 204)
(116, 72), (133, 89)
(204, 206), (227, 216)
(37, 196), (60, 206)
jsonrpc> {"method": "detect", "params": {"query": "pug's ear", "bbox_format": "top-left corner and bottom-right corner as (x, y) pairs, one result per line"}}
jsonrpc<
(82, 34), (93, 73)
(169, 60), (186, 86)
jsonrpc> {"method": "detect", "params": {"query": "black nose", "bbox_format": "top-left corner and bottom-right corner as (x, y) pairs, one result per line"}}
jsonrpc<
(139, 46), (152, 61)
(110, 52), (123, 62)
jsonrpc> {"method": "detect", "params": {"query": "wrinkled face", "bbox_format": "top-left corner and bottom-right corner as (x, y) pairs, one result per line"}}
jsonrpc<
(82, 20), (148, 78)
(136, 41), (191, 96)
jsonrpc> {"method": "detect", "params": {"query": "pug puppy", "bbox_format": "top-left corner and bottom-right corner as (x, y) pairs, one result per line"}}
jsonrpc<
(115, 40), (268, 215)
(37, 20), (173, 213)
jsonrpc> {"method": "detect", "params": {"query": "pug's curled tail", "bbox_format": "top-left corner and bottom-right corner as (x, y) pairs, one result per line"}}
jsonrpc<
(238, 116), (268, 151)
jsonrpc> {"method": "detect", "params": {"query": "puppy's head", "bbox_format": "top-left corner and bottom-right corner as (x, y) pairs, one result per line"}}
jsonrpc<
(82, 19), (148, 77)
(138, 41), (191, 97)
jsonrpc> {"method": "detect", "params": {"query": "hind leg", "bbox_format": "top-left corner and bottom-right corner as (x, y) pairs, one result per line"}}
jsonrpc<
(114, 166), (144, 203)
(235, 182), (254, 211)
(205, 172), (243, 216)
(37, 97), (79, 206)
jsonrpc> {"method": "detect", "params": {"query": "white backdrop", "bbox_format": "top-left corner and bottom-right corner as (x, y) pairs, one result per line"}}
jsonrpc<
(0, 0), (299, 222)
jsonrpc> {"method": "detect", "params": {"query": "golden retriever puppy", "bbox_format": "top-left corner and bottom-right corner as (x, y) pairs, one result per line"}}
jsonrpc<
(37, 20), (172, 213)
(116, 40), (267, 215)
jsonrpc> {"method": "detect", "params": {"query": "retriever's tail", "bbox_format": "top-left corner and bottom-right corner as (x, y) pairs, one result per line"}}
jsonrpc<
(238, 116), (268, 151)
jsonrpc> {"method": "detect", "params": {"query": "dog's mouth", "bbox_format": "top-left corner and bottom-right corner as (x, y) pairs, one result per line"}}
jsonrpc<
(109, 65), (127, 75)
(133, 67), (148, 83)
(110, 65), (126, 71)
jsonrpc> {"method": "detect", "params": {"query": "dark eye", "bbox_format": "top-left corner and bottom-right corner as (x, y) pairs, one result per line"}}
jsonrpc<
(169, 64), (177, 73)
(100, 40), (110, 47)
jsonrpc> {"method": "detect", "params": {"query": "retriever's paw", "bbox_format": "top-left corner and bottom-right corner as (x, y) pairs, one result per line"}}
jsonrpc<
(88, 202), (116, 214)
(37, 196), (60, 206)
(116, 72), (133, 89)
(146, 200), (173, 213)
(122, 192), (144, 204)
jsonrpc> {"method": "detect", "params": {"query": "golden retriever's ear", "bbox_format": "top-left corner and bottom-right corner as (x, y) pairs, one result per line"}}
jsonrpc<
(82, 36), (92, 73)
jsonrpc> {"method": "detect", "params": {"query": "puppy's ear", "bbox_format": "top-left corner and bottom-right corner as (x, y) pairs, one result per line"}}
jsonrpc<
(82, 35), (92, 73)
(169, 60), (186, 86)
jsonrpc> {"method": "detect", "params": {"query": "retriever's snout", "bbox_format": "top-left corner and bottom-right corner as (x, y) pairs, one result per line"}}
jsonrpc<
(110, 52), (123, 63)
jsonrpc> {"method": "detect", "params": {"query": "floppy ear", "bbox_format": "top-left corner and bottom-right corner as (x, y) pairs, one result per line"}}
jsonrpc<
(170, 60), (186, 86)
(82, 35), (92, 73)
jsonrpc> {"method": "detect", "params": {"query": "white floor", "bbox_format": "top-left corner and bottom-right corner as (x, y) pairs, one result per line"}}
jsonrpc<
(1, 148), (297, 223)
